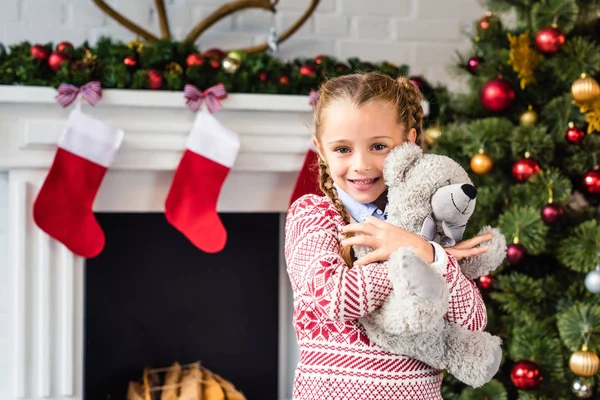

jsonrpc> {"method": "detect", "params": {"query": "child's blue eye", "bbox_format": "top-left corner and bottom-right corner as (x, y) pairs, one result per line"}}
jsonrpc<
(372, 144), (387, 151)
(335, 147), (350, 154)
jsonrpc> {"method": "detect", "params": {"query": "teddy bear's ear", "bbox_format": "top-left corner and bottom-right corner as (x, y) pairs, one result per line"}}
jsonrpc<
(383, 142), (423, 186)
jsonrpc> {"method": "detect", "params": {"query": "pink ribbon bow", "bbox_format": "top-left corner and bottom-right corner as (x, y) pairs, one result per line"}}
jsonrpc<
(308, 89), (319, 107)
(55, 81), (102, 108)
(184, 83), (227, 113)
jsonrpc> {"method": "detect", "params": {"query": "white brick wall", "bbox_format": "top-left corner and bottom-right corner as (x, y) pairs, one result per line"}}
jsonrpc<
(0, 0), (485, 89)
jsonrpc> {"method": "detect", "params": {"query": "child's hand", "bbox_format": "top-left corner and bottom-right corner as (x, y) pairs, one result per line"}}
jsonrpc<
(341, 217), (433, 266)
(445, 232), (493, 261)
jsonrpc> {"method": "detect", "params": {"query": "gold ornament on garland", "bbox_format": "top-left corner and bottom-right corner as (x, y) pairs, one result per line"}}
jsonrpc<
(507, 30), (543, 89)
(470, 148), (494, 175)
(520, 105), (538, 126)
(577, 101), (600, 134)
(222, 51), (243, 74)
(165, 62), (183, 74)
(569, 345), (600, 377)
(126, 39), (145, 53)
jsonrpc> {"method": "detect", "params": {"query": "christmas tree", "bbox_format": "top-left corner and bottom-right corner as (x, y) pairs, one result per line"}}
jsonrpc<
(429, 0), (600, 399)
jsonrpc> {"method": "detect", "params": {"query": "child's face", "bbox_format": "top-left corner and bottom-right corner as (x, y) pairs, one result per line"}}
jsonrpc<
(315, 99), (415, 204)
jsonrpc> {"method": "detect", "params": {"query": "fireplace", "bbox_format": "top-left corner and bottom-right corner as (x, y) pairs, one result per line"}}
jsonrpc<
(0, 87), (310, 400)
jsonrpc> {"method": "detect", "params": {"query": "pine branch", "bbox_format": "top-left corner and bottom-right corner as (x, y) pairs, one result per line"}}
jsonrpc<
(458, 379), (508, 400)
(498, 205), (549, 253)
(557, 302), (600, 352)
(556, 220), (600, 272)
(531, 0), (579, 33)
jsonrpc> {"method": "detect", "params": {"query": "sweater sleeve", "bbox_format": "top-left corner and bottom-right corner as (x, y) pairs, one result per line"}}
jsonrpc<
(284, 195), (393, 322)
(443, 253), (488, 331)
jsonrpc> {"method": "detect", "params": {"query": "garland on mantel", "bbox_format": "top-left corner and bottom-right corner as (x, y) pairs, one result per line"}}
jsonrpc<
(0, 37), (439, 115)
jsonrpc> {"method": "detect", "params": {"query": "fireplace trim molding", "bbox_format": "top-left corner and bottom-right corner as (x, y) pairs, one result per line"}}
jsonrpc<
(0, 86), (310, 400)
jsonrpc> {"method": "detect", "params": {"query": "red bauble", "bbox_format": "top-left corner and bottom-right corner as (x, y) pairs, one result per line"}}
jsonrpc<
(507, 243), (526, 264)
(56, 41), (73, 52)
(203, 48), (225, 60)
(582, 168), (600, 194)
(186, 53), (204, 67)
(481, 78), (515, 111)
(147, 69), (163, 90)
(535, 26), (565, 54)
(512, 158), (540, 182)
(541, 203), (564, 224)
(315, 54), (329, 65)
(258, 72), (268, 82)
(279, 76), (290, 85)
(510, 360), (543, 390)
(48, 51), (70, 71)
(566, 124), (585, 144)
(466, 56), (484, 75)
(123, 56), (137, 68)
(30, 44), (49, 61)
(479, 275), (493, 290)
(299, 64), (317, 77)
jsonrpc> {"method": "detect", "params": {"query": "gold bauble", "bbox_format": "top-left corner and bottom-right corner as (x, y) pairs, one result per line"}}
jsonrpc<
(571, 73), (600, 105)
(520, 106), (538, 126)
(226, 50), (244, 61)
(470, 150), (494, 175)
(222, 56), (241, 74)
(424, 126), (442, 145)
(569, 349), (600, 377)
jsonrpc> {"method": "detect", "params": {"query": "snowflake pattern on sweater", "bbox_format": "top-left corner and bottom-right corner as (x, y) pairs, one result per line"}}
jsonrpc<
(284, 194), (488, 400)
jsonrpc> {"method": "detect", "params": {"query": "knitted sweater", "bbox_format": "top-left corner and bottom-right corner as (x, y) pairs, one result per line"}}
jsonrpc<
(284, 194), (488, 400)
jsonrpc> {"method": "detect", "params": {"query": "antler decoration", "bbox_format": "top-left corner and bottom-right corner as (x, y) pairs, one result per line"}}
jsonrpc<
(92, 0), (320, 53)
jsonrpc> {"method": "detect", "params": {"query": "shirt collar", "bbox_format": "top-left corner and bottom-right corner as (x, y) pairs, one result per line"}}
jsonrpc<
(334, 183), (385, 222)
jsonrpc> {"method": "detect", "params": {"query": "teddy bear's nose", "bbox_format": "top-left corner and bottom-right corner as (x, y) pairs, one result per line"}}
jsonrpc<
(461, 184), (477, 199)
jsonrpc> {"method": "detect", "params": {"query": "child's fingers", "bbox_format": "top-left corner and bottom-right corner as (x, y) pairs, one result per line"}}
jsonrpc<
(452, 233), (493, 250)
(448, 246), (489, 260)
(341, 235), (379, 249)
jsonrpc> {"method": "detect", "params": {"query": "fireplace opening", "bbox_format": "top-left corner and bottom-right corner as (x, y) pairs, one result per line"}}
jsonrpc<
(84, 212), (281, 400)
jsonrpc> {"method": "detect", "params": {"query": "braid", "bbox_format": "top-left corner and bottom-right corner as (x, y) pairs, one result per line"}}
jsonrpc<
(317, 155), (355, 267)
(397, 77), (425, 144)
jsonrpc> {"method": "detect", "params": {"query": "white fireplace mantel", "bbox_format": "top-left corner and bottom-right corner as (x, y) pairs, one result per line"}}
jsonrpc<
(0, 86), (311, 400)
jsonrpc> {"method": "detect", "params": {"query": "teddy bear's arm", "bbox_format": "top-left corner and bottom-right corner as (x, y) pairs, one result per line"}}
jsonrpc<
(285, 197), (394, 322)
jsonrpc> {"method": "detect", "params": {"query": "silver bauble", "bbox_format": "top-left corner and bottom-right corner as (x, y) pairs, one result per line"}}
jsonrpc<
(584, 266), (600, 293)
(572, 377), (594, 398)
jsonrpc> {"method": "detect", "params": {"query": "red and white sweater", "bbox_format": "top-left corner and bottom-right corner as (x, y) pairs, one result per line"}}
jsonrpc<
(284, 194), (488, 400)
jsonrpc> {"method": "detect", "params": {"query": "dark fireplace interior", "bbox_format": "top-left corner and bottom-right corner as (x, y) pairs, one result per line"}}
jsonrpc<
(85, 212), (280, 400)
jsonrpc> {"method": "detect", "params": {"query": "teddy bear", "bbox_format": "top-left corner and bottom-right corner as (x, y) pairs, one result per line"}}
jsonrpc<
(355, 142), (506, 388)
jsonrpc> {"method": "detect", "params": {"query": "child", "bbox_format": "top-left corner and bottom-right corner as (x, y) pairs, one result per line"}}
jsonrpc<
(284, 72), (493, 400)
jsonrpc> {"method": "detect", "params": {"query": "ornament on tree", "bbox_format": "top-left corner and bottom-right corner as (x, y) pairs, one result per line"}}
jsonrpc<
(507, 242), (526, 264)
(315, 54), (329, 65)
(48, 51), (70, 71)
(56, 41), (73, 52)
(481, 77), (515, 112)
(478, 12), (500, 32)
(470, 149), (494, 175)
(572, 377), (594, 399)
(585, 266), (600, 293)
(186, 53), (204, 67)
(510, 360), (543, 390)
(466, 56), (484, 75)
(512, 153), (540, 182)
(147, 69), (163, 90)
(124, 56), (137, 68)
(508, 31), (543, 89)
(582, 166), (600, 194)
(299, 64), (317, 77)
(535, 25), (566, 54)
(571, 74), (600, 105)
(204, 48), (225, 61)
(30, 44), (49, 61)
(424, 125), (442, 146)
(478, 275), (493, 290)
(566, 122), (586, 144)
(126, 39), (144, 53)
(258, 72), (268, 82)
(222, 56), (241, 74)
(541, 180), (564, 224)
(519, 106), (538, 126)
(166, 62), (183, 75)
(279, 76), (290, 85)
(570, 346), (600, 377)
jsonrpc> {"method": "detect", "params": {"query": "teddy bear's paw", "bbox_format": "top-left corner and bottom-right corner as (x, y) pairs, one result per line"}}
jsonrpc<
(459, 226), (507, 280)
(384, 247), (450, 333)
(352, 243), (372, 261)
(443, 324), (503, 388)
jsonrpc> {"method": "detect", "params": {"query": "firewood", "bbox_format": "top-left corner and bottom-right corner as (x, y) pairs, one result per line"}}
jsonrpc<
(161, 362), (182, 400)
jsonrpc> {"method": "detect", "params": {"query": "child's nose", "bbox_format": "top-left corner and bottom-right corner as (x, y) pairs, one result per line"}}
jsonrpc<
(352, 152), (372, 171)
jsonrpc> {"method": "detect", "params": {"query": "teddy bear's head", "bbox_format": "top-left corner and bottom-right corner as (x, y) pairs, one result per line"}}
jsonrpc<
(383, 143), (477, 246)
